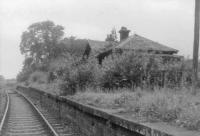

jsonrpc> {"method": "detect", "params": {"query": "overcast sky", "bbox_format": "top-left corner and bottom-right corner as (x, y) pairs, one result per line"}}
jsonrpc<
(0, 0), (195, 79)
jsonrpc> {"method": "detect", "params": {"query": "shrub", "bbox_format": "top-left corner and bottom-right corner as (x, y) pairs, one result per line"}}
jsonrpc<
(163, 61), (192, 88)
(16, 68), (32, 82)
(47, 71), (56, 83)
(27, 50), (194, 95)
(59, 57), (101, 95)
(58, 51), (193, 93)
(29, 71), (47, 84)
(100, 52), (163, 89)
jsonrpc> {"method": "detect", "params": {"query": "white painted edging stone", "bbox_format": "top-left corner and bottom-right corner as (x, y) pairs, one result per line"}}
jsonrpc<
(16, 91), (59, 136)
(0, 90), (9, 134)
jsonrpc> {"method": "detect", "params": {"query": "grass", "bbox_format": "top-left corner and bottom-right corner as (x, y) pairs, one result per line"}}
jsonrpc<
(25, 79), (200, 131)
(22, 71), (61, 95)
(70, 87), (200, 131)
(28, 80), (61, 95)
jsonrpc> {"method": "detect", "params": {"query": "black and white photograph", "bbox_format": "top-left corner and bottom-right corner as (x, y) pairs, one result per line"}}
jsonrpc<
(0, 0), (200, 135)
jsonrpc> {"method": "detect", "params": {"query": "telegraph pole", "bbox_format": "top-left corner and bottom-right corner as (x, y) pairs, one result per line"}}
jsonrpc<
(193, 0), (200, 92)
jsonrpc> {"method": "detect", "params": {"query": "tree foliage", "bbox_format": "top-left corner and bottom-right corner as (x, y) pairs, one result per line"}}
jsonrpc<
(105, 28), (118, 42)
(20, 20), (65, 64)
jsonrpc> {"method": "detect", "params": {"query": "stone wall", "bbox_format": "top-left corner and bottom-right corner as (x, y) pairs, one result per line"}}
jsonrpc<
(16, 86), (173, 136)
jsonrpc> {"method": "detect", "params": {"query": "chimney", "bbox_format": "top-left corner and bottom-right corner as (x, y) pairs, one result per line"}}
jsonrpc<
(119, 27), (130, 42)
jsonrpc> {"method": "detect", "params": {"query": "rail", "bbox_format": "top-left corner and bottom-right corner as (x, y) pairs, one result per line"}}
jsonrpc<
(0, 90), (59, 136)
(15, 91), (59, 136)
(0, 90), (9, 135)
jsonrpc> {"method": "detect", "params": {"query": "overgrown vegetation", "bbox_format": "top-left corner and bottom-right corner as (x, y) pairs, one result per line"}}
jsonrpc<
(71, 87), (200, 130)
(25, 52), (193, 95)
(17, 20), (193, 94)
(17, 20), (200, 131)
(56, 52), (192, 94)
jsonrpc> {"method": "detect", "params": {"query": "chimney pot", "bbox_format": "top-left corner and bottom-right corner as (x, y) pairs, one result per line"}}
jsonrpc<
(119, 27), (130, 41)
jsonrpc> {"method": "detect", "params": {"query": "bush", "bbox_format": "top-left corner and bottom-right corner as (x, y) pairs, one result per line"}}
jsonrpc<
(47, 71), (56, 83)
(162, 61), (192, 88)
(58, 51), (193, 94)
(29, 71), (47, 84)
(59, 57), (101, 95)
(24, 50), (193, 95)
(17, 68), (33, 82)
(100, 52), (162, 89)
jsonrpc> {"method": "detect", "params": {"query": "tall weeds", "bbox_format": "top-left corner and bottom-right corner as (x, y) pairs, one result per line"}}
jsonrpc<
(54, 52), (193, 94)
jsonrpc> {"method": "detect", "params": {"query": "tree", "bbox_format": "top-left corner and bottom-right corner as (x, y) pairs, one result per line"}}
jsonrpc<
(23, 57), (33, 68)
(105, 28), (118, 42)
(20, 20), (65, 65)
(16, 68), (32, 82)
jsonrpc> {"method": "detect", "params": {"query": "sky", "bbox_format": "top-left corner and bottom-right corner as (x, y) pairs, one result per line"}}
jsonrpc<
(0, 0), (195, 79)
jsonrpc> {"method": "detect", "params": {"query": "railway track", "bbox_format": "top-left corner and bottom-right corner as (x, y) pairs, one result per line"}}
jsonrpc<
(18, 92), (83, 136)
(0, 90), (58, 136)
(0, 90), (84, 136)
